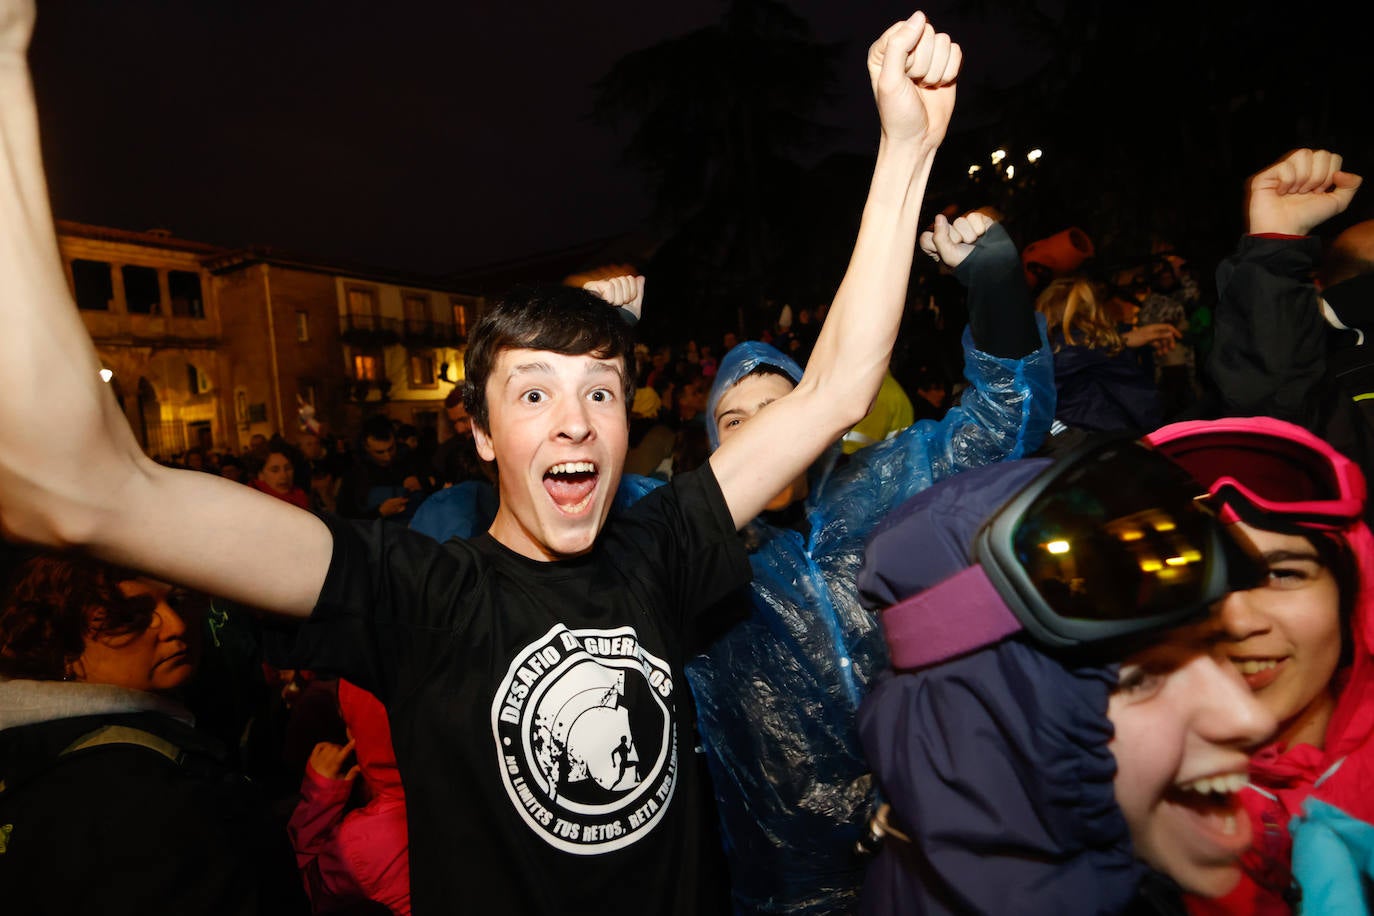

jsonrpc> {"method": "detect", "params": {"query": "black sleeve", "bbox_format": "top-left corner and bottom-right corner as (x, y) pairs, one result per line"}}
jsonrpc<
(333, 465), (373, 520)
(612, 463), (751, 632)
(10, 747), (306, 916)
(292, 514), (480, 701)
(953, 222), (1041, 360)
(1208, 234), (1325, 424)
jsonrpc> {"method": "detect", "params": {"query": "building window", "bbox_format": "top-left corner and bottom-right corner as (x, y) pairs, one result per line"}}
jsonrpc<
(451, 299), (469, 337)
(344, 286), (380, 334)
(409, 351), (437, 388)
(403, 292), (430, 338)
(168, 270), (204, 318)
(353, 353), (381, 382)
(186, 363), (211, 395)
(298, 380), (318, 408)
(72, 259), (114, 311)
(296, 311), (310, 342)
(122, 265), (161, 315)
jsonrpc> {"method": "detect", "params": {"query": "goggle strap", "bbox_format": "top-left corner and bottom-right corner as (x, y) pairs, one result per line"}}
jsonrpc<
(1212, 483), (1355, 533)
(881, 565), (1023, 670)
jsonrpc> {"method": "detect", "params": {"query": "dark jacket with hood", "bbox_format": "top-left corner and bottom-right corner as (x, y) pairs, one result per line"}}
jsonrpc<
(0, 678), (306, 916)
(1200, 233), (1374, 528)
(855, 458), (1170, 915)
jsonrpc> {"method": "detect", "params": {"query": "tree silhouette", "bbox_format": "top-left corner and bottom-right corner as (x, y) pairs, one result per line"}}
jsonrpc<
(927, 0), (1371, 273)
(593, 0), (839, 342)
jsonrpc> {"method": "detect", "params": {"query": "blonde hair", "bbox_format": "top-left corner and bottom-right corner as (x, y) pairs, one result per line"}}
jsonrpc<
(1035, 277), (1124, 355)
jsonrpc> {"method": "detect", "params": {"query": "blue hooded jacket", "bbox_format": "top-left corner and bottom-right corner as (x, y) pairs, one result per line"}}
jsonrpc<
(684, 307), (1055, 912)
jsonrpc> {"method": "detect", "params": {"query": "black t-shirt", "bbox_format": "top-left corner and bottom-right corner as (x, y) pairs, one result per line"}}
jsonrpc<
(295, 465), (750, 915)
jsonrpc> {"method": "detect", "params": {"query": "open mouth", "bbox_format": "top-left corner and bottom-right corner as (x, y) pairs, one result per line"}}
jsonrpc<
(1229, 657), (1284, 691)
(543, 461), (600, 515)
(1165, 771), (1251, 853)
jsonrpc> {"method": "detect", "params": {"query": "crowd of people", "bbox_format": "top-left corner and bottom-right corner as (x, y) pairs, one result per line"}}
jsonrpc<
(3, 4), (1374, 915)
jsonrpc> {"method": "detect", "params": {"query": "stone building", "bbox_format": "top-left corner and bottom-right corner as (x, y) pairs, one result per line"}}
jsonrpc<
(57, 220), (484, 458)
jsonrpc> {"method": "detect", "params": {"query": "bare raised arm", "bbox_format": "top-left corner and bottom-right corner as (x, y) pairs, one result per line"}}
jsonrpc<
(0, 3), (330, 616)
(709, 10), (959, 528)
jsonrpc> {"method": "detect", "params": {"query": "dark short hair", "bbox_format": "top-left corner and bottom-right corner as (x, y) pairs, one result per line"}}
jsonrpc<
(360, 415), (395, 444)
(744, 364), (798, 386)
(463, 285), (636, 432)
(444, 387), (465, 410)
(0, 554), (151, 680)
(1311, 530), (1359, 670)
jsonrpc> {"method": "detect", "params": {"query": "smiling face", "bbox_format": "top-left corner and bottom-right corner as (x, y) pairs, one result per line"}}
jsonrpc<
(74, 579), (200, 694)
(714, 371), (807, 511)
(1108, 622), (1276, 897)
(1214, 521), (1344, 750)
(473, 348), (628, 561)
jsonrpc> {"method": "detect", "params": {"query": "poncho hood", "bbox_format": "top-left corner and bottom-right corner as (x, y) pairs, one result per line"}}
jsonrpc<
(706, 341), (803, 451)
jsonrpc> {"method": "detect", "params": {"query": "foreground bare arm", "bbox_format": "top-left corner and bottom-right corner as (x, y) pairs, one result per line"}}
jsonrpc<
(0, 1), (329, 616)
(709, 10), (959, 527)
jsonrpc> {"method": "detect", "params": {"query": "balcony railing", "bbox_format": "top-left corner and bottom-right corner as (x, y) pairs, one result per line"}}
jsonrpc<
(340, 312), (401, 346)
(347, 378), (392, 402)
(403, 317), (461, 347)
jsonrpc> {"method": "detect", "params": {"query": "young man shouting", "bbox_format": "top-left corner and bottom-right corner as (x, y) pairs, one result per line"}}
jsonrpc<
(0, 4), (959, 912)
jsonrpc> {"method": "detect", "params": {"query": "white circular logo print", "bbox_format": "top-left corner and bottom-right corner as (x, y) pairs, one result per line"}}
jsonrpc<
(491, 624), (678, 854)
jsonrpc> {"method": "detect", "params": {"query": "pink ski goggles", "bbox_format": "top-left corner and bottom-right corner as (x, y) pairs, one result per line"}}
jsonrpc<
(1147, 418), (1366, 531)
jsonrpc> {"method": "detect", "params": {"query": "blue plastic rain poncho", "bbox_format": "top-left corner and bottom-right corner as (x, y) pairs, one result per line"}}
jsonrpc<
(685, 307), (1055, 910)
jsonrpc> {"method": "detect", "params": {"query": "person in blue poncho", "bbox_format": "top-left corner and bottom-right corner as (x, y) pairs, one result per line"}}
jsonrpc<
(683, 210), (1056, 914)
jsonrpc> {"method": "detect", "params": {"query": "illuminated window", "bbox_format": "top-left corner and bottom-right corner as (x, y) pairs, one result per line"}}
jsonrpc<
(409, 351), (437, 388)
(186, 363), (211, 394)
(296, 311), (310, 342)
(354, 353), (381, 381)
(72, 259), (114, 311)
(347, 287), (376, 312)
(451, 299), (469, 337)
(346, 286), (379, 331)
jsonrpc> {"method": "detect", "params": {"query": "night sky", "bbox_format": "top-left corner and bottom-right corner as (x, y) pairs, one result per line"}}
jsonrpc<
(27, 1), (1048, 276)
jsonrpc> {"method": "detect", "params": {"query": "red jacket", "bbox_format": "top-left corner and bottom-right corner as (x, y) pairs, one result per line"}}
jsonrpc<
(288, 680), (410, 915)
(1190, 521), (1374, 914)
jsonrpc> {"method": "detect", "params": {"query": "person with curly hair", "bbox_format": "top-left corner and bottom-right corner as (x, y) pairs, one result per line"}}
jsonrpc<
(0, 553), (306, 915)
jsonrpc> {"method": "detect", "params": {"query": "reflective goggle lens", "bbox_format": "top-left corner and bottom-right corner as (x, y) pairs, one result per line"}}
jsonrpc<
(1009, 443), (1256, 624)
